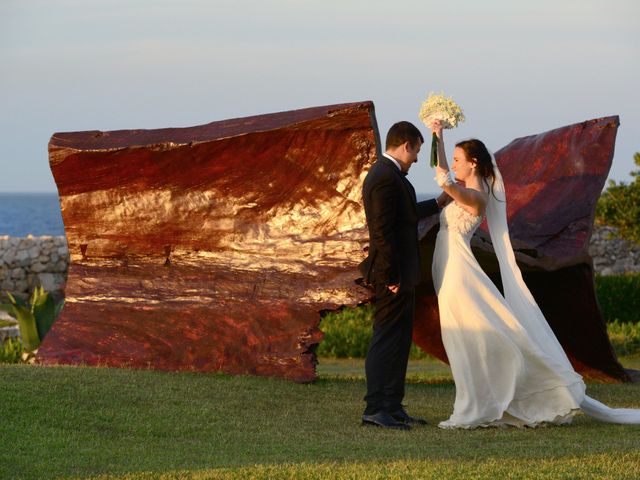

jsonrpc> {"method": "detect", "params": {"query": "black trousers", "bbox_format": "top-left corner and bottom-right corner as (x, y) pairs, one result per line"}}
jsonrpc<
(363, 282), (415, 415)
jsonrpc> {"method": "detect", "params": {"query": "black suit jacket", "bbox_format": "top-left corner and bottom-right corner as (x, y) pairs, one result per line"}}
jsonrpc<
(360, 156), (439, 288)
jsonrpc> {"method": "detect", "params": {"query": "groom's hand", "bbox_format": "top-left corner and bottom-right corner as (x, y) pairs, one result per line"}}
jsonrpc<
(388, 284), (400, 294)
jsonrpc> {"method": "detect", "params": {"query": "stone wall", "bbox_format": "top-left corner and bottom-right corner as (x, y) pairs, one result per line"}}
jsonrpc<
(0, 236), (68, 299)
(589, 226), (640, 276)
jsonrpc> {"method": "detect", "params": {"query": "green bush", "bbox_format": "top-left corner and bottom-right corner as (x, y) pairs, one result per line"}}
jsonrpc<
(0, 287), (64, 352)
(595, 152), (640, 244)
(318, 304), (429, 359)
(595, 273), (640, 324)
(0, 337), (23, 364)
(607, 320), (640, 356)
(318, 305), (373, 358)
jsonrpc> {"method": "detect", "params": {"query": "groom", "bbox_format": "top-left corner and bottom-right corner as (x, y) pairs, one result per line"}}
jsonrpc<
(360, 121), (441, 430)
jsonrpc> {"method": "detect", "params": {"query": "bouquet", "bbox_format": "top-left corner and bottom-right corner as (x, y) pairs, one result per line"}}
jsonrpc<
(418, 92), (465, 167)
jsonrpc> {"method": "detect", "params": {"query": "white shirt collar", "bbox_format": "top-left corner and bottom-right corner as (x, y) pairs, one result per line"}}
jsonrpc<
(382, 152), (402, 171)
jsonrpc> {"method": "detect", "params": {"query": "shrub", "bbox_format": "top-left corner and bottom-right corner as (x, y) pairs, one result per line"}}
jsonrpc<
(318, 305), (373, 358)
(318, 304), (429, 359)
(595, 152), (640, 244)
(0, 337), (23, 364)
(607, 320), (640, 357)
(595, 273), (640, 324)
(0, 287), (64, 352)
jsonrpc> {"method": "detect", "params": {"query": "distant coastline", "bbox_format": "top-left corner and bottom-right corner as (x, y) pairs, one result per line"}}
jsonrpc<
(417, 193), (438, 202)
(0, 193), (65, 236)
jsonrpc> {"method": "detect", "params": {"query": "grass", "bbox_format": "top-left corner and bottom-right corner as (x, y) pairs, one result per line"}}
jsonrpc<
(1, 359), (640, 480)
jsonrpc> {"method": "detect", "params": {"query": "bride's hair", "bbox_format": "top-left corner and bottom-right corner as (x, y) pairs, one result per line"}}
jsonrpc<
(455, 139), (499, 200)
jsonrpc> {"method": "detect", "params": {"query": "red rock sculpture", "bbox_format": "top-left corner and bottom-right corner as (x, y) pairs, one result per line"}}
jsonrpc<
(38, 102), (377, 381)
(413, 116), (630, 381)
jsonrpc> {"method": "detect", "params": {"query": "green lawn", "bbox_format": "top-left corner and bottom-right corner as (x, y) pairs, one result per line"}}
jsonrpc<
(1, 358), (639, 480)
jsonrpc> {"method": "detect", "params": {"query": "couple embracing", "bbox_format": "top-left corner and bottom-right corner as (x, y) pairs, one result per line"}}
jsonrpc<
(360, 121), (640, 430)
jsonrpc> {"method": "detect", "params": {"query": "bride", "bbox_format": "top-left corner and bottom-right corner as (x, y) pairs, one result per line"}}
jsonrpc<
(430, 120), (640, 428)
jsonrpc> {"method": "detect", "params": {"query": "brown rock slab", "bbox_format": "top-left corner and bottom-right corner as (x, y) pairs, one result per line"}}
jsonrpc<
(38, 102), (378, 382)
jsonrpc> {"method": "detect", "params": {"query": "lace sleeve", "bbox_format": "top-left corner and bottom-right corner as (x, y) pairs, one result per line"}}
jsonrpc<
(435, 170), (453, 188)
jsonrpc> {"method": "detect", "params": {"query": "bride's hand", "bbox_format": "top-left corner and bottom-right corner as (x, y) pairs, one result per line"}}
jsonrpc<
(431, 120), (443, 138)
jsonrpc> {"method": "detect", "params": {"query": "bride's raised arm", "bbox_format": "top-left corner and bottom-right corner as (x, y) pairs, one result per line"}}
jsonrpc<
(431, 121), (487, 216)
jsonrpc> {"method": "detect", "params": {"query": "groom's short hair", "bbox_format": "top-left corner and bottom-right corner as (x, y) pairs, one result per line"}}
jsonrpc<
(386, 121), (424, 150)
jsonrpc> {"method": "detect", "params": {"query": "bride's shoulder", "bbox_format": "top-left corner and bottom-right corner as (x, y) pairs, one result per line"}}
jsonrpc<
(457, 184), (487, 217)
(468, 182), (488, 202)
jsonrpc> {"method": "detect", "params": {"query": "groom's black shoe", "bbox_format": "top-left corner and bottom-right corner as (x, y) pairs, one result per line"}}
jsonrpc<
(362, 411), (411, 430)
(390, 407), (428, 426)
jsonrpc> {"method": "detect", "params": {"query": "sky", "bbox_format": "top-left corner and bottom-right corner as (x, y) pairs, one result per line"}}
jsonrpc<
(1, 0), (638, 194)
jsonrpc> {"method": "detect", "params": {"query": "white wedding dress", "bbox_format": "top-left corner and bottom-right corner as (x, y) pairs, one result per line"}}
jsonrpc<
(432, 162), (640, 429)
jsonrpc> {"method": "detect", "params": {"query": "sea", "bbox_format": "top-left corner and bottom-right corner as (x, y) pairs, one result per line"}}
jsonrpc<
(0, 193), (65, 237)
(0, 192), (438, 237)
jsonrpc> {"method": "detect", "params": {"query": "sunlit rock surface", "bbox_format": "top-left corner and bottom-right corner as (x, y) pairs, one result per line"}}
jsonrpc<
(38, 102), (378, 381)
(413, 116), (630, 382)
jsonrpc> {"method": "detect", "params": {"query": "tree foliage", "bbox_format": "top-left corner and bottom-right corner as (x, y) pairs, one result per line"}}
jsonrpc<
(595, 152), (640, 244)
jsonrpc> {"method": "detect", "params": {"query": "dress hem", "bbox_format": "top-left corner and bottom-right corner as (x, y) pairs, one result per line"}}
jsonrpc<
(438, 407), (580, 430)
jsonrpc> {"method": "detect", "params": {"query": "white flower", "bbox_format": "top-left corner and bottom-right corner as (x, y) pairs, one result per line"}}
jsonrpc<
(418, 92), (465, 129)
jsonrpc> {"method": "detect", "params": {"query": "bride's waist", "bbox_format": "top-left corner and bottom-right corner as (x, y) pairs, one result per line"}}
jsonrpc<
(437, 228), (474, 239)
(436, 230), (474, 247)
